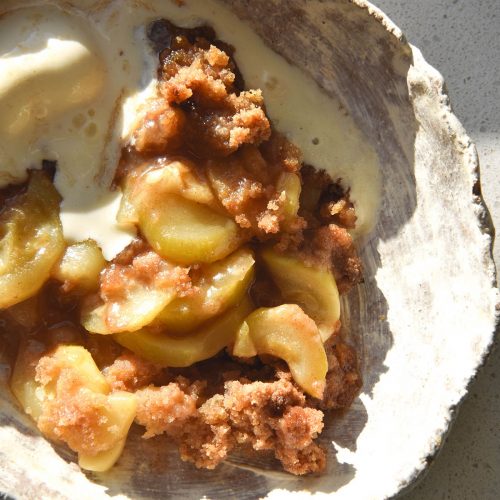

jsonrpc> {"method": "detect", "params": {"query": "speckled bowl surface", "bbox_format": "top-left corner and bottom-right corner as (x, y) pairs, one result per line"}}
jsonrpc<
(0, 1), (498, 499)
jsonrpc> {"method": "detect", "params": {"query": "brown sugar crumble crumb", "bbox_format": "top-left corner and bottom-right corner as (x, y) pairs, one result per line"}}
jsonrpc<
(135, 378), (203, 439)
(316, 336), (363, 411)
(133, 31), (270, 158)
(100, 247), (192, 304)
(301, 224), (363, 295)
(135, 372), (325, 475)
(205, 138), (306, 238)
(103, 352), (162, 392)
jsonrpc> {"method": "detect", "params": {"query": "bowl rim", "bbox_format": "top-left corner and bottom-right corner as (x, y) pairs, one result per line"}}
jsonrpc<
(353, 1), (499, 497)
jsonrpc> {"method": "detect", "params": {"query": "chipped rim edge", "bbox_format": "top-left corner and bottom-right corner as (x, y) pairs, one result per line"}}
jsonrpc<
(350, 1), (500, 498)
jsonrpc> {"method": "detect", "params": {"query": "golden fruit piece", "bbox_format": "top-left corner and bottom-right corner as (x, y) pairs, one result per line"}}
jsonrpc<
(78, 438), (127, 472)
(10, 338), (46, 421)
(261, 247), (340, 341)
(46, 345), (110, 395)
(52, 239), (106, 293)
(158, 247), (255, 334)
(138, 194), (241, 265)
(233, 305), (327, 398)
(117, 158), (220, 226)
(116, 173), (139, 226)
(115, 298), (254, 367)
(77, 391), (137, 472)
(81, 285), (177, 335)
(11, 344), (109, 422)
(0, 171), (65, 309)
(232, 321), (257, 358)
(276, 171), (301, 226)
(11, 344), (137, 472)
(81, 251), (185, 335)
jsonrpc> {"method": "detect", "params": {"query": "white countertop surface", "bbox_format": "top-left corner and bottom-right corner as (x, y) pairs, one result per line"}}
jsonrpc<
(372, 1), (500, 498)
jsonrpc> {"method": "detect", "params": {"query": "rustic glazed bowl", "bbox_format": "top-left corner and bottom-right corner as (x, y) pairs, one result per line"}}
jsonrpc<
(0, 0), (498, 499)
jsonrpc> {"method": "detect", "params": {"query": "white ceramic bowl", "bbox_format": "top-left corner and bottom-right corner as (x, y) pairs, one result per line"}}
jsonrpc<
(0, 1), (498, 499)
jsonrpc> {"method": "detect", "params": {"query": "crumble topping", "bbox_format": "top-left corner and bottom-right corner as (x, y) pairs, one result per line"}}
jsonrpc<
(2, 19), (364, 477)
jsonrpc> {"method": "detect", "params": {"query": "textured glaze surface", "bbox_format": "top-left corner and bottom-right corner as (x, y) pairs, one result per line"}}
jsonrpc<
(373, 1), (500, 499)
(0, 1), (498, 499)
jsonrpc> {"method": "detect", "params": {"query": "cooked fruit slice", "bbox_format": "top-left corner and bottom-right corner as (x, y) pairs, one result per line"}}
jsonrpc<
(114, 298), (254, 368)
(10, 338), (46, 421)
(52, 239), (106, 293)
(140, 159), (217, 207)
(82, 287), (176, 335)
(44, 347), (137, 471)
(11, 344), (137, 472)
(77, 391), (137, 471)
(117, 174), (139, 226)
(44, 345), (110, 395)
(276, 172), (301, 226)
(117, 158), (219, 226)
(10, 328), (84, 421)
(78, 438), (127, 472)
(0, 171), (65, 309)
(158, 247), (255, 334)
(233, 305), (327, 398)
(81, 251), (188, 334)
(138, 194), (241, 265)
(260, 247), (340, 341)
(231, 321), (256, 358)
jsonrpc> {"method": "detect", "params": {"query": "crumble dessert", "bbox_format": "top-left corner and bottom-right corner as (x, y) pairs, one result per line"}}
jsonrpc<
(0, 19), (362, 475)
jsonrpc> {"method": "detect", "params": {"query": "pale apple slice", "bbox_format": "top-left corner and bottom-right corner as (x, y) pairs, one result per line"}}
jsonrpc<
(157, 247), (255, 334)
(261, 247), (340, 341)
(0, 171), (65, 309)
(233, 304), (327, 398)
(52, 239), (106, 293)
(139, 194), (242, 265)
(115, 298), (254, 368)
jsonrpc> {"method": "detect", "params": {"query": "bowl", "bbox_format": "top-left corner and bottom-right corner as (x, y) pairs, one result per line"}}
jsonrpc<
(0, 0), (498, 499)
